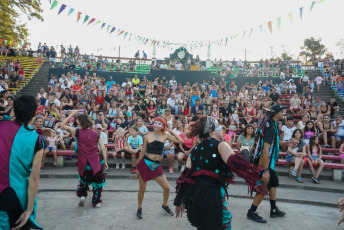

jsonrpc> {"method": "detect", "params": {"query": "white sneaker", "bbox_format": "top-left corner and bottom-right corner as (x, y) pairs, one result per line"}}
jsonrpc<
(79, 196), (86, 206)
(95, 203), (101, 208)
(122, 159), (126, 169)
(180, 165), (185, 172)
(116, 161), (120, 170)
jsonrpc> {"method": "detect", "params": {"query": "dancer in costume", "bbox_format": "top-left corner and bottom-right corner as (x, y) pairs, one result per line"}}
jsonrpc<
(61, 111), (108, 208)
(0, 95), (49, 230)
(136, 117), (183, 219)
(247, 104), (296, 223)
(174, 116), (267, 230)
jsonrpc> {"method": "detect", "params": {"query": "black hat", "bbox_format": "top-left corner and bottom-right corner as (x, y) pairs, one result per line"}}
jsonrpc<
(269, 104), (284, 117)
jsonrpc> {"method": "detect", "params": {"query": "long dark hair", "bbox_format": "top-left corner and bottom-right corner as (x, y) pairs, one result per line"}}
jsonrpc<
(303, 121), (315, 133)
(242, 124), (255, 138)
(185, 115), (213, 139)
(309, 135), (321, 153)
(14, 95), (37, 128)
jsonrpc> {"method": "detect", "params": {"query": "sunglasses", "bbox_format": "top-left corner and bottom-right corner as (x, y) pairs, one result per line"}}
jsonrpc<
(197, 112), (202, 115)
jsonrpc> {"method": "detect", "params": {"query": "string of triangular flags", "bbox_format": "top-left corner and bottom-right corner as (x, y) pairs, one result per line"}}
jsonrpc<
(33, 0), (325, 50)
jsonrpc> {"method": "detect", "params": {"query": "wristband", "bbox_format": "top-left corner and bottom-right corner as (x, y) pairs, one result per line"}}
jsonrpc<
(261, 168), (269, 174)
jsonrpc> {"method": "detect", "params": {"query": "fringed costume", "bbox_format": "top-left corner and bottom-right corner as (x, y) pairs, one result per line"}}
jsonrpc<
(174, 138), (267, 230)
(75, 129), (106, 205)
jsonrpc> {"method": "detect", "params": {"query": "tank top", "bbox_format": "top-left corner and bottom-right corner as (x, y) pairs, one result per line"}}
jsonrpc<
(311, 146), (319, 157)
(166, 116), (173, 129)
(116, 136), (126, 149)
(108, 108), (117, 117)
(245, 107), (254, 116)
(125, 87), (132, 95)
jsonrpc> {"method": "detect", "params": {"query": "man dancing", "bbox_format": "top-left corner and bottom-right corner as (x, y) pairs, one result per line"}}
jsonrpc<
(247, 104), (295, 223)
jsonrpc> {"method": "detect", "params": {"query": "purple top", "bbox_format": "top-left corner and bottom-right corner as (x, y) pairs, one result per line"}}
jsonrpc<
(77, 129), (101, 176)
(0, 121), (21, 193)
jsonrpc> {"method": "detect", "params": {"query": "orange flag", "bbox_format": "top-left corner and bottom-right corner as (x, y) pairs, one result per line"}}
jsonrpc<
(267, 21), (272, 34)
(117, 30), (125, 36)
(77, 12), (82, 23)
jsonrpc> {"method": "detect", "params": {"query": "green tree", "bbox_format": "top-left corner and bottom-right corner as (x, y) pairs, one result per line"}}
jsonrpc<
(0, 0), (43, 44)
(299, 37), (327, 63)
(280, 51), (293, 61)
(336, 39), (344, 58)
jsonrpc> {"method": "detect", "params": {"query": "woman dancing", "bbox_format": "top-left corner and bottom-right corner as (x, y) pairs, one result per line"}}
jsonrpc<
(135, 117), (183, 219)
(61, 111), (108, 208)
(174, 116), (267, 230)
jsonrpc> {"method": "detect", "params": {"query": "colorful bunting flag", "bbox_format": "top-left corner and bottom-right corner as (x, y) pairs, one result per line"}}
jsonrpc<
(88, 18), (95, 25)
(267, 21), (272, 34)
(259, 25), (263, 33)
(47, 0), (325, 49)
(277, 17), (281, 31)
(242, 31), (246, 39)
(58, 4), (66, 15)
(110, 27), (116, 33)
(77, 12), (82, 22)
(288, 12), (293, 25)
(83, 15), (89, 24)
(67, 8), (74, 16)
(0, 39), (2, 44)
(50, 0), (58, 10)
(117, 31), (125, 36)
(248, 28), (253, 37)
(5, 40), (7, 45)
(310, 1), (316, 11)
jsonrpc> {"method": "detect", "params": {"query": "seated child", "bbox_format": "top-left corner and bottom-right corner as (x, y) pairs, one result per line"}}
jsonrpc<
(307, 136), (324, 184)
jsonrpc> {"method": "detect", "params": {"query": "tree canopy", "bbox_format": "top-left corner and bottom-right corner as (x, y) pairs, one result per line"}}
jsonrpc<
(299, 37), (327, 64)
(0, 0), (43, 44)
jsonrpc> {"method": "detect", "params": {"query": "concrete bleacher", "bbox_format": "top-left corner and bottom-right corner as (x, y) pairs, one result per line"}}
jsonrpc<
(1, 56), (45, 95)
(34, 72), (343, 182)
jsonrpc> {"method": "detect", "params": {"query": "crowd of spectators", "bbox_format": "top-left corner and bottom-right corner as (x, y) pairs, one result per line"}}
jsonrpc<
(2, 63), (344, 181)
(0, 59), (26, 92)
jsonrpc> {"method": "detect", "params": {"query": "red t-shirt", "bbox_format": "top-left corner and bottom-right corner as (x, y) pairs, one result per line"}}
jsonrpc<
(179, 133), (196, 148)
(18, 70), (25, 75)
(96, 96), (104, 104)
(72, 85), (82, 91)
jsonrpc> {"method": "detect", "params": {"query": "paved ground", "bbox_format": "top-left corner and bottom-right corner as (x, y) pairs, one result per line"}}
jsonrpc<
(34, 174), (344, 230)
(36, 191), (342, 230)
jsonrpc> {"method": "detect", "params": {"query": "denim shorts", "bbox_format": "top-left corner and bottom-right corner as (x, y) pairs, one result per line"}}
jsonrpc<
(46, 147), (57, 151)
